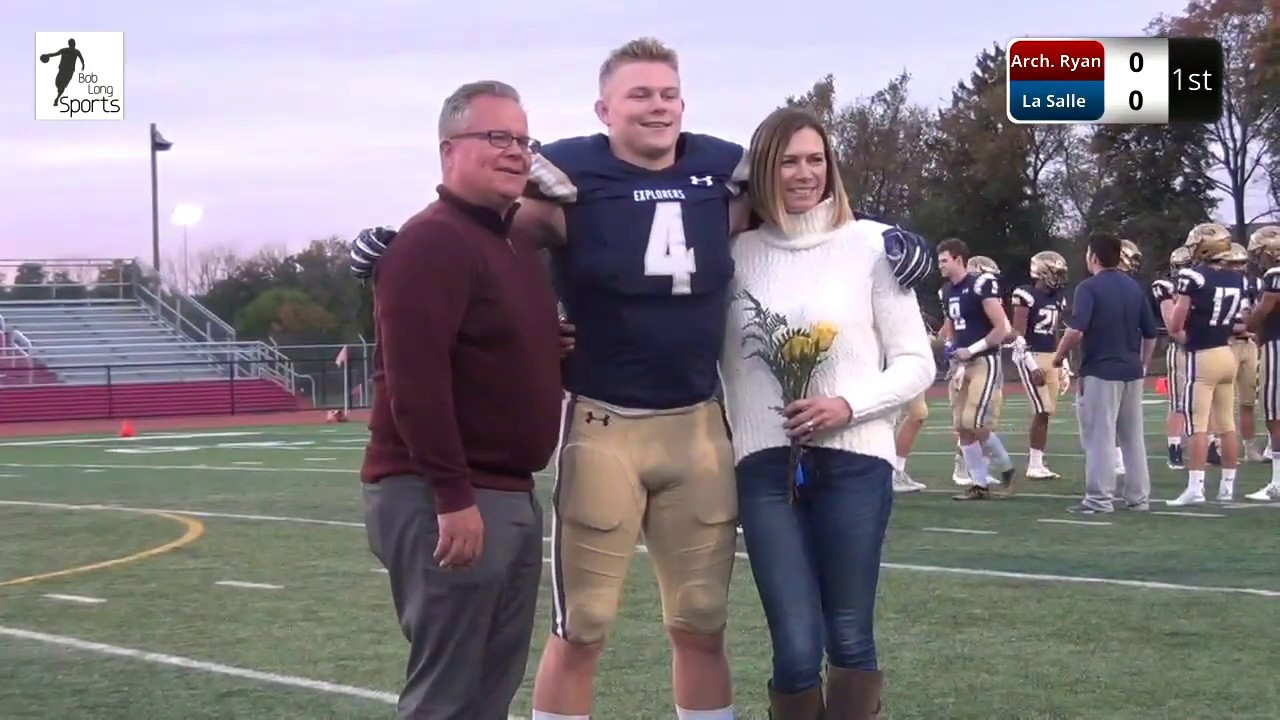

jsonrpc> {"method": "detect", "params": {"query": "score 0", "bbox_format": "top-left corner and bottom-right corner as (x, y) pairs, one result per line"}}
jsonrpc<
(1097, 37), (1169, 124)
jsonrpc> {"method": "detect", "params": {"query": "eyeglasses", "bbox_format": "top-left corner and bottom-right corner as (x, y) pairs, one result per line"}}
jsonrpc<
(449, 130), (541, 154)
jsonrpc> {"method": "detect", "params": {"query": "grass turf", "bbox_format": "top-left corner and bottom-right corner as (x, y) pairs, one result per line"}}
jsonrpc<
(0, 396), (1278, 719)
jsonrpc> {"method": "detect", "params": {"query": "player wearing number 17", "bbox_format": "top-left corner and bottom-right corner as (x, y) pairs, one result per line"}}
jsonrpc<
(1166, 224), (1246, 505)
(517, 38), (746, 720)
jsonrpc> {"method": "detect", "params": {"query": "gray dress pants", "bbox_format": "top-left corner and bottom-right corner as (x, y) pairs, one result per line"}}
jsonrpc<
(363, 475), (544, 719)
(1075, 376), (1151, 510)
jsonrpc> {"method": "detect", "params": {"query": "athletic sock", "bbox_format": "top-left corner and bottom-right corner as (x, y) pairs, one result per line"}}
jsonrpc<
(1188, 469), (1206, 493)
(676, 707), (735, 720)
(1272, 457), (1280, 486)
(961, 442), (989, 487)
(982, 433), (1012, 470)
(532, 712), (590, 720)
(894, 456), (906, 472)
(1167, 436), (1181, 447)
(1221, 468), (1237, 492)
(1029, 448), (1045, 469)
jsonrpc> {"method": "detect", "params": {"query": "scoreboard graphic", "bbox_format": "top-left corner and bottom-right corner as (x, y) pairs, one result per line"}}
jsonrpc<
(1006, 37), (1224, 124)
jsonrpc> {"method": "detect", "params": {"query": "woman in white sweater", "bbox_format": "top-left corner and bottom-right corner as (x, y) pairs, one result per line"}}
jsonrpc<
(720, 107), (936, 720)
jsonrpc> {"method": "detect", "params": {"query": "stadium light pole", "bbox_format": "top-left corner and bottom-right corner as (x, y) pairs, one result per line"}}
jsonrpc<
(150, 125), (174, 273)
(171, 203), (203, 295)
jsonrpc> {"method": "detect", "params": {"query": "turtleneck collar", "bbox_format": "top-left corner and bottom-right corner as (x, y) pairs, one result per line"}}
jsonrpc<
(757, 197), (841, 250)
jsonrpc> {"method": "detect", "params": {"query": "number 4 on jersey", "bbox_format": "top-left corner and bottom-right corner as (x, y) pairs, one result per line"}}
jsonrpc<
(644, 201), (697, 295)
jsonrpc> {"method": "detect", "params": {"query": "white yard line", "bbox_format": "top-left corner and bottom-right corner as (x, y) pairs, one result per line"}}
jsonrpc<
(215, 581), (283, 590)
(0, 432), (262, 448)
(0, 626), (527, 718)
(42, 593), (105, 604)
(4, 499), (1277, 599)
(1150, 511), (1225, 518)
(921, 527), (998, 535)
(1038, 518), (1113, 526)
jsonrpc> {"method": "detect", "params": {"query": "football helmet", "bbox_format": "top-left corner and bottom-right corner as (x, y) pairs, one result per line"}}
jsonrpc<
(1119, 239), (1142, 274)
(1029, 250), (1068, 289)
(1225, 242), (1248, 267)
(1247, 225), (1280, 270)
(1168, 246), (1192, 276)
(966, 255), (1000, 275)
(1184, 222), (1233, 262)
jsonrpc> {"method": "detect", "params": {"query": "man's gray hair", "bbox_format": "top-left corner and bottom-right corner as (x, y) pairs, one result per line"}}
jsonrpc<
(438, 81), (522, 141)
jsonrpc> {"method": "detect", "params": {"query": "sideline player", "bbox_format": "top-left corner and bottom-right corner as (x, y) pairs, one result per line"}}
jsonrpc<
(1225, 242), (1266, 462)
(946, 256), (1005, 487)
(1153, 246), (1193, 469)
(1244, 226), (1280, 500)
(893, 391), (931, 492)
(1011, 250), (1068, 479)
(1167, 224), (1243, 505)
(937, 241), (1016, 499)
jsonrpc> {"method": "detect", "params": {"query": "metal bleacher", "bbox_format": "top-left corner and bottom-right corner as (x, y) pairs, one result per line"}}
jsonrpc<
(0, 258), (311, 402)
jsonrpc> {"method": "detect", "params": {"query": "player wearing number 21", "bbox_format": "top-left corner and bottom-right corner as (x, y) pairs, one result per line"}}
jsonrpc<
(1167, 223), (1247, 505)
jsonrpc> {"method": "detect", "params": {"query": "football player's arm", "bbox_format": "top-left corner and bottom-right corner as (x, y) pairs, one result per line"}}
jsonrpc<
(375, 222), (476, 513)
(839, 255), (937, 423)
(512, 197), (566, 249)
(1169, 270), (1198, 336)
(1159, 298), (1185, 343)
(1247, 293), (1278, 334)
(1054, 281), (1093, 367)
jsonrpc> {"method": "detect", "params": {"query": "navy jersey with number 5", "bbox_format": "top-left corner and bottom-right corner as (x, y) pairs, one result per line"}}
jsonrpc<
(1175, 265), (1246, 351)
(527, 133), (748, 409)
(941, 271), (1000, 355)
(1011, 285), (1064, 353)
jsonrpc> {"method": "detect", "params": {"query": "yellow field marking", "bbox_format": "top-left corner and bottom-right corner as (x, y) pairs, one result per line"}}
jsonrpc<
(0, 510), (205, 588)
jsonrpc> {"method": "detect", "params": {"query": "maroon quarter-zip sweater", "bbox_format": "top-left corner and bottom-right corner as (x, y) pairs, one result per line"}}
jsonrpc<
(360, 186), (563, 513)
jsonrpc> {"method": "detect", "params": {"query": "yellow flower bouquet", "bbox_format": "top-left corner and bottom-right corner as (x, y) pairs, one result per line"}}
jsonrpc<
(737, 290), (839, 499)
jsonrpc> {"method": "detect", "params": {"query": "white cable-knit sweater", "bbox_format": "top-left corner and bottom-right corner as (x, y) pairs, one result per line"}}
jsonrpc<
(721, 199), (937, 466)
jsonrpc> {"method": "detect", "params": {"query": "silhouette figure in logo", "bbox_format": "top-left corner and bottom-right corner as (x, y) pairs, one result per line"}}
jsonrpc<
(39, 38), (85, 107)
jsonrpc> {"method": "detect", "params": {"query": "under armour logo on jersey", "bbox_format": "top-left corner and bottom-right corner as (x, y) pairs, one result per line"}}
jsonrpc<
(689, 175), (714, 186)
(584, 411), (611, 426)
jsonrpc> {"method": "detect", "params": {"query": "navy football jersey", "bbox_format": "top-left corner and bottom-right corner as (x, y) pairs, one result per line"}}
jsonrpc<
(1234, 275), (1262, 338)
(527, 133), (748, 409)
(941, 271), (1000, 355)
(1260, 268), (1280, 342)
(1176, 265), (1246, 351)
(1011, 284), (1064, 353)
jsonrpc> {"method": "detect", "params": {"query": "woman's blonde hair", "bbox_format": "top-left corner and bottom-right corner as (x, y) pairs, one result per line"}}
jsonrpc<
(747, 107), (852, 233)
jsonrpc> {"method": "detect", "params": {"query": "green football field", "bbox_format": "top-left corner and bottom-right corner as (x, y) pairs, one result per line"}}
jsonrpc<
(1, 395), (1277, 719)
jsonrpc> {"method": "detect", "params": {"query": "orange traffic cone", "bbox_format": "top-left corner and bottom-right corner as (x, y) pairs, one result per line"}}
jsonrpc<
(119, 420), (136, 438)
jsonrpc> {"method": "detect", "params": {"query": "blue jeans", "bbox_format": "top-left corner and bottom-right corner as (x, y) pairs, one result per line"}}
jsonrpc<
(736, 446), (894, 693)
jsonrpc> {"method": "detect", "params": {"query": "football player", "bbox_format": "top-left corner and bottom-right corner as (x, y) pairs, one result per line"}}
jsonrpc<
(937, 242), (1017, 500)
(1225, 242), (1267, 462)
(945, 256), (1005, 488)
(1167, 223), (1244, 505)
(1152, 246), (1193, 469)
(1011, 250), (1068, 479)
(1244, 225), (1280, 500)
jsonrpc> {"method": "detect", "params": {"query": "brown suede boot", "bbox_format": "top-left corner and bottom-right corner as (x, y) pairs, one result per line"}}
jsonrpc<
(768, 681), (825, 720)
(825, 667), (882, 719)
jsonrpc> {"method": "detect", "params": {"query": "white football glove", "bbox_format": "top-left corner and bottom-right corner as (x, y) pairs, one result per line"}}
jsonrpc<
(1010, 335), (1028, 363)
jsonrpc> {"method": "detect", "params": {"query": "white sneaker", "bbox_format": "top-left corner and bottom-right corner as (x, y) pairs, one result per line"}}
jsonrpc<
(1166, 487), (1206, 506)
(1245, 483), (1280, 501)
(892, 470), (924, 493)
(1246, 442), (1267, 463)
(952, 454), (1002, 486)
(1025, 465), (1060, 480)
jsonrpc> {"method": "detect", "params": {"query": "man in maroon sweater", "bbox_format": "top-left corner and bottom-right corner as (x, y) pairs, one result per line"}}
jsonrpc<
(360, 80), (563, 719)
